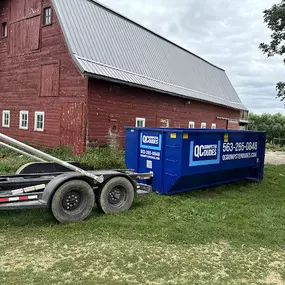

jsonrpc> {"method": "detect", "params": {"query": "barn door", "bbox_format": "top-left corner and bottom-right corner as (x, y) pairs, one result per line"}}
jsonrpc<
(61, 102), (86, 154)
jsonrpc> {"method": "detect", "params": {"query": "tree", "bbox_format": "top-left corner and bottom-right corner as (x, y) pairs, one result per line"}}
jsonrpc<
(259, 0), (285, 102)
(248, 113), (285, 143)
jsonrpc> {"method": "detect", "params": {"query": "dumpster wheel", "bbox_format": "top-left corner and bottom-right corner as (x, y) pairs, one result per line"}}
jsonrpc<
(96, 177), (135, 214)
(51, 180), (95, 223)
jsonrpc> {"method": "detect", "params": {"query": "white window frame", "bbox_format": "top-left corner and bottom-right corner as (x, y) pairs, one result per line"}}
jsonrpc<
(211, 123), (217, 129)
(201, 122), (207, 129)
(1, 22), (7, 38)
(188, 121), (195, 129)
(43, 7), (52, 26)
(136, 117), (145, 128)
(2, 110), (10, 128)
(19, 111), (29, 130)
(34, 112), (45, 132)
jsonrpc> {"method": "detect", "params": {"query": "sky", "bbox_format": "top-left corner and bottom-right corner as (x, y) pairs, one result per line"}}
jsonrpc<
(100, 0), (285, 114)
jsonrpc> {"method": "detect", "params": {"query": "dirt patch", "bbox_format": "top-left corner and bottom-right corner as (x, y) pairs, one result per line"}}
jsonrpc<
(265, 151), (285, 165)
(261, 272), (285, 285)
(1, 238), (285, 285)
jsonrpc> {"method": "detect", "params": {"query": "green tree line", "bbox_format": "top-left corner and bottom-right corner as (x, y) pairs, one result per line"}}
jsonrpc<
(249, 113), (285, 143)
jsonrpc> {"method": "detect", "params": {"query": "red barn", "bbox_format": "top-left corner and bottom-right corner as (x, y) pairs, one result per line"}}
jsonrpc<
(0, 0), (248, 154)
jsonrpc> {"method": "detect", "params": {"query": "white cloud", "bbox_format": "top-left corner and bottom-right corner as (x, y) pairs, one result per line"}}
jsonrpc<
(100, 0), (285, 114)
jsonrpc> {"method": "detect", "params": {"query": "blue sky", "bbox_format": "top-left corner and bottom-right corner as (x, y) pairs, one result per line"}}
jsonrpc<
(100, 0), (285, 114)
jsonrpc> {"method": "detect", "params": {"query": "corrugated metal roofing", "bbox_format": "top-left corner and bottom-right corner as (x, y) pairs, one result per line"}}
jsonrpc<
(52, 0), (247, 111)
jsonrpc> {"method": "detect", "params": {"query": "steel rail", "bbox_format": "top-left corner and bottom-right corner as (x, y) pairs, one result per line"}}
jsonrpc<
(0, 133), (104, 184)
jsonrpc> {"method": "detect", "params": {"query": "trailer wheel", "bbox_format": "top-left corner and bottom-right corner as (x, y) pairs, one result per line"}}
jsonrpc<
(51, 180), (94, 223)
(97, 177), (135, 214)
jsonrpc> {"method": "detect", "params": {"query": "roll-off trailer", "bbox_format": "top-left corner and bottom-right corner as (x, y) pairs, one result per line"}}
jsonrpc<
(0, 127), (267, 223)
(0, 133), (152, 223)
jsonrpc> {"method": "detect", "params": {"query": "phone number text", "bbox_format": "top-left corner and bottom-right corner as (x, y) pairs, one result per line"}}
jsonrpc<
(223, 142), (258, 153)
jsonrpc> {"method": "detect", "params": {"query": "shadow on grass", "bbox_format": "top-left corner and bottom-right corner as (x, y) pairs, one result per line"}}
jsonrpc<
(0, 181), (254, 228)
(0, 206), (109, 229)
(166, 180), (252, 200)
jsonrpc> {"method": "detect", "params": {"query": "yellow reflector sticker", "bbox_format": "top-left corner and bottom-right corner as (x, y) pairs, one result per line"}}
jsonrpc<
(183, 134), (189, 139)
(224, 133), (229, 143)
(170, 133), (177, 139)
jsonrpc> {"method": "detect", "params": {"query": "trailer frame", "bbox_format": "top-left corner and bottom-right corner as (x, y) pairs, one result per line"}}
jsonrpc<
(0, 133), (152, 223)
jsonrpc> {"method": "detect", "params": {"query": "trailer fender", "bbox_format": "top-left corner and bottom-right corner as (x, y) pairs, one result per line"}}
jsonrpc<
(42, 173), (93, 207)
(16, 162), (89, 175)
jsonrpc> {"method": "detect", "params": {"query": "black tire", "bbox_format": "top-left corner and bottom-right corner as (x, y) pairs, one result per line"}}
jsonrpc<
(95, 189), (103, 212)
(97, 177), (135, 214)
(51, 180), (95, 224)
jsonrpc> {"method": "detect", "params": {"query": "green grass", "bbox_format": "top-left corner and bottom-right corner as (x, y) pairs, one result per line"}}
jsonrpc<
(0, 147), (285, 284)
(0, 146), (125, 174)
(266, 142), (285, 152)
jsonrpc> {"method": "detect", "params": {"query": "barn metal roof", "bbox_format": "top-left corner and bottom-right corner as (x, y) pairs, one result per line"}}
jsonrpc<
(52, 0), (247, 111)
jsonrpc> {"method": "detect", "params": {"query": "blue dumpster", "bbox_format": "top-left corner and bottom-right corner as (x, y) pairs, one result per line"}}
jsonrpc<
(125, 128), (266, 195)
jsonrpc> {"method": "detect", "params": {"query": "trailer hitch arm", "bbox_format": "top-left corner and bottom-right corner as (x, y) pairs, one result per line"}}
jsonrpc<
(0, 133), (104, 184)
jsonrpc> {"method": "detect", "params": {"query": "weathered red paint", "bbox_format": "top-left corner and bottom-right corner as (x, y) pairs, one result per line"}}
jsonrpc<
(0, 0), (87, 154)
(10, 0), (25, 22)
(0, 0), (244, 154)
(87, 79), (241, 148)
(40, 62), (60, 97)
(25, 0), (41, 18)
(227, 120), (240, 130)
(61, 102), (85, 155)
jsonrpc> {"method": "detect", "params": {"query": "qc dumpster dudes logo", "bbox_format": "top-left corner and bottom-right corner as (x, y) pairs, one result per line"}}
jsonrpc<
(140, 132), (162, 162)
(140, 133), (162, 151)
(189, 141), (221, 167)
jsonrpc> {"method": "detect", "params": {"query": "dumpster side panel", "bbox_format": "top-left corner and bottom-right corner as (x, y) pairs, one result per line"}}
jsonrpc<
(162, 132), (183, 194)
(125, 128), (140, 171)
(137, 130), (164, 192)
(170, 167), (256, 194)
(167, 130), (266, 194)
(181, 131), (263, 176)
(126, 128), (266, 195)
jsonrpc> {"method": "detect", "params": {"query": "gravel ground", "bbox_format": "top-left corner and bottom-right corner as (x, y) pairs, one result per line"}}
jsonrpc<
(265, 151), (285, 165)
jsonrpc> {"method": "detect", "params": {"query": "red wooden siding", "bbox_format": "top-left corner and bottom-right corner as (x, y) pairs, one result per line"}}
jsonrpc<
(0, 0), (88, 153)
(10, 0), (25, 22)
(40, 62), (60, 97)
(1, 0), (243, 154)
(0, 2), (8, 54)
(25, 0), (41, 18)
(87, 79), (241, 148)
(61, 103), (86, 154)
(10, 21), (25, 54)
(0, 105), (62, 147)
(227, 120), (240, 130)
(9, 16), (41, 55)
(26, 16), (41, 50)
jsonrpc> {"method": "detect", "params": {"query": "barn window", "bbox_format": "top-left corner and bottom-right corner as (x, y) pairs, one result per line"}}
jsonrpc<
(43, 7), (52, 26)
(211, 123), (217, 129)
(1, 22), (7, 38)
(188, 121), (195, 129)
(136, 118), (145, 128)
(2, 110), (10, 128)
(160, 119), (170, 128)
(20, 111), (29, 130)
(201, 122), (207, 129)
(34, 112), (45, 132)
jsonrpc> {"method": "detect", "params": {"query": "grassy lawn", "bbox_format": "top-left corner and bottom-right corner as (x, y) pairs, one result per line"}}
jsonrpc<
(0, 148), (285, 284)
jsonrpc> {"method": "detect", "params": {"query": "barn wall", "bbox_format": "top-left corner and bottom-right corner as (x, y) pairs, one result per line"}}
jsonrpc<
(0, 0), (88, 154)
(87, 79), (241, 148)
(0, 0), (243, 154)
